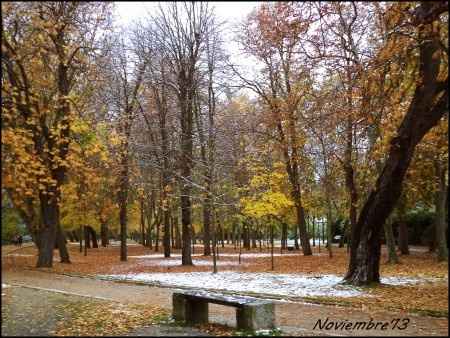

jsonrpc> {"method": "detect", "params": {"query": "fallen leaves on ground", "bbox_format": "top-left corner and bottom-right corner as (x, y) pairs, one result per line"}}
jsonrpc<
(2, 243), (448, 317)
(194, 323), (235, 336)
(53, 300), (168, 336)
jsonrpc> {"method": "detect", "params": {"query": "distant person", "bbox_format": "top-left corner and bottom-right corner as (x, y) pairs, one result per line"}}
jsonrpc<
(18, 235), (23, 246)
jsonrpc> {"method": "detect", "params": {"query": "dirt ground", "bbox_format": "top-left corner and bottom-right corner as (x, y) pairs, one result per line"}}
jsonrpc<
(2, 269), (448, 336)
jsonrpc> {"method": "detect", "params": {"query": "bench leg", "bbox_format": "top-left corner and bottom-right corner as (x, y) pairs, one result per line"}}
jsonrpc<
(172, 293), (188, 321)
(236, 303), (275, 331)
(172, 294), (208, 324)
(186, 299), (209, 324)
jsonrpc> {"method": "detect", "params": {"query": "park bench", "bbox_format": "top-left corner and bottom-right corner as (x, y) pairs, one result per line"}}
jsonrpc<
(172, 290), (275, 330)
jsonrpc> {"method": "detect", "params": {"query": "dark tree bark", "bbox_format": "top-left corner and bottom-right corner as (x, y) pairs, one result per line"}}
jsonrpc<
(56, 224), (70, 263)
(87, 226), (98, 248)
(101, 222), (108, 247)
(174, 216), (181, 249)
(384, 218), (398, 264)
(202, 202), (212, 256)
(281, 222), (288, 250)
(84, 225), (91, 249)
(72, 230), (79, 242)
(140, 197), (145, 246)
(171, 215), (175, 249)
(434, 160), (448, 261)
(66, 231), (75, 242)
(155, 220), (160, 252)
(344, 4), (447, 285)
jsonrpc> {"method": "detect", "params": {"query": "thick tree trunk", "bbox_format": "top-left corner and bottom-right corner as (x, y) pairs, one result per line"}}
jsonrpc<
(344, 8), (447, 285)
(435, 160), (448, 262)
(36, 191), (61, 267)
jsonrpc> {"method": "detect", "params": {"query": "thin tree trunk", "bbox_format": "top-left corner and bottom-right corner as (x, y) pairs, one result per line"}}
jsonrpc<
(270, 223), (274, 271)
(384, 218), (398, 264)
(312, 217), (315, 247)
(435, 160), (448, 262)
(101, 222), (108, 247)
(174, 216), (181, 249)
(84, 226), (91, 249)
(56, 224), (70, 263)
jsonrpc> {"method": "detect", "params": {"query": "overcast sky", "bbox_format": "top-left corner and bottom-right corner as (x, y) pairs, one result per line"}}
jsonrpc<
(114, 2), (261, 71)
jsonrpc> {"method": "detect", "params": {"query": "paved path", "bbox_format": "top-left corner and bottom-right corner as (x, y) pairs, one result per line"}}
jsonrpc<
(2, 270), (448, 336)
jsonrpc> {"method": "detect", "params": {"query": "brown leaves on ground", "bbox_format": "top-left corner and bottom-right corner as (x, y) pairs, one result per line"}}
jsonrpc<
(194, 323), (235, 336)
(52, 300), (168, 336)
(2, 243), (448, 317)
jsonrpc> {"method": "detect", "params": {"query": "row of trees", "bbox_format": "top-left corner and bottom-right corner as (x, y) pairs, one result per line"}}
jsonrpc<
(2, 1), (448, 285)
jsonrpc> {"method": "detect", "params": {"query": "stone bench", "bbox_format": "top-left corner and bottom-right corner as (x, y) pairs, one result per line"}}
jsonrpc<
(172, 290), (275, 331)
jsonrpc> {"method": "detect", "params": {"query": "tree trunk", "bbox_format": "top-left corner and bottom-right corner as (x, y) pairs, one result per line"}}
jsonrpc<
(174, 216), (181, 249)
(36, 192), (60, 267)
(79, 226), (83, 253)
(171, 215), (175, 248)
(146, 211), (153, 248)
(140, 198), (145, 246)
(86, 226), (98, 248)
(312, 217), (315, 247)
(203, 201), (211, 256)
(163, 207), (171, 257)
(281, 222), (287, 250)
(327, 210), (333, 258)
(398, 220), (409, 255)
(435, 160), (448, 262)
(101, 222), (108, 247)
(344, 7), (447, 285)
(56, 224), (70, 263)
(84, 225), (91, 249)
(72, 230), (79, 243)
(384, 218), (398, 264)
(155, 221), (160, 252)
(66, 231), (74, 242)
(270, 224), (274, 271)
(180, 87), (194, 265)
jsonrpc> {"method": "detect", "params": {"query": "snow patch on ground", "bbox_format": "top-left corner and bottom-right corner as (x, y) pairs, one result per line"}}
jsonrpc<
(380, 276), (445, 285)
(129, 253), (203, 259)
(138, 259), (246, 267)
(98, 272), (364, 298)
(98, 272), (446, 299)
(211, 253), (300, 258)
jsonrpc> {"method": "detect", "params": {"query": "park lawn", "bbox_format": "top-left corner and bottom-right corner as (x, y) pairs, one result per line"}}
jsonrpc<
(2, 243), (448, 317)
